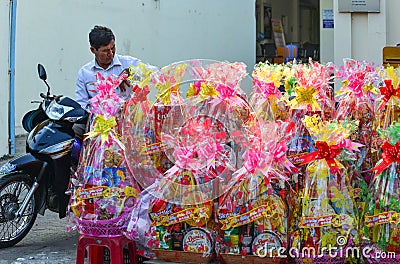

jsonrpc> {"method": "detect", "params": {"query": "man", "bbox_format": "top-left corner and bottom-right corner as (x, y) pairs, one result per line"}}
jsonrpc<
(74, 25), (156, 138)
(76, 25), (154, 110)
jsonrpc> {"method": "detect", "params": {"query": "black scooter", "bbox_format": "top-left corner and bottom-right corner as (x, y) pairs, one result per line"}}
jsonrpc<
(0, 64), (88, 248)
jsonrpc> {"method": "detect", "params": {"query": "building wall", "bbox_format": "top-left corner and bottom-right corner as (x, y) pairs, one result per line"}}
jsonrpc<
(332, 0), (386, 67)
(0, 1), (10, 155)
(0, 0), (255, 156)
(386, 0), (400, 45)
(320, 0), (334, 63)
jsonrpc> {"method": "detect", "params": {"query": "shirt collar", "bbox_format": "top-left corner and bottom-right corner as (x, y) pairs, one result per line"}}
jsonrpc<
(91, 55), (122, 71)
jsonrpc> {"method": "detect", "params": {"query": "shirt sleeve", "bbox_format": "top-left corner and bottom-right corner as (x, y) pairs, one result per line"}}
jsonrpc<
(75, 68), (90, 110)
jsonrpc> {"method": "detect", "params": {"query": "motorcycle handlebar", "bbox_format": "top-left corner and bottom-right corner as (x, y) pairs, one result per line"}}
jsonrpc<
(40, 93), (58, 101)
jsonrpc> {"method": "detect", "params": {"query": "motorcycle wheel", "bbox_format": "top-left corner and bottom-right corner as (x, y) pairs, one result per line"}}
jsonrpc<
(0, 173), (38, 248)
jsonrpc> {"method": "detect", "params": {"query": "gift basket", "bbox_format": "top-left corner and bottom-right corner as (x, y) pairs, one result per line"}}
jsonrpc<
(291, 115), (361, 264)
(214, 120), (296, 264)
(334, 59), (381, 232)
(67, 72), (141, 237)
(362, 122), (400, 263)
(123, 59), (259, 263)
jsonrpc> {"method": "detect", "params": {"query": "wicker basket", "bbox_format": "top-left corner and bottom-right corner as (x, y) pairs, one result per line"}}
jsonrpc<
(76, 210), (131, 237)
(219, 253), (285, 264)
(153, 249), (215, 264)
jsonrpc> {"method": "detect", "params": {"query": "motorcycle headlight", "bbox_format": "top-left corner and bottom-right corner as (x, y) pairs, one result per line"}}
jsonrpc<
(45, 101), (73, 120)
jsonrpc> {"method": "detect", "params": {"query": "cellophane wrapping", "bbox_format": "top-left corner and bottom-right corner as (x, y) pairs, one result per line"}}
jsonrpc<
(334, 59), (382, 231)
(123, 60), (258, 257)
(374, 66), (400, 157)
(67, 72), (140, 236)
(250, 63), (289, 121)
(363, 122), (400, 255)
(215, 120), (297, 258)
(291, 115), (360, 260)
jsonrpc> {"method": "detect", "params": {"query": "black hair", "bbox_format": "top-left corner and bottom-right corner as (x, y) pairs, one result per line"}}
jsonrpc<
(89, 25), (115, 50)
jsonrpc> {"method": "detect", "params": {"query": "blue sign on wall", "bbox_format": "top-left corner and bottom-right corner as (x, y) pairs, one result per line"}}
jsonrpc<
(323, 19), (334, 28)
(322, 9), (334, 29)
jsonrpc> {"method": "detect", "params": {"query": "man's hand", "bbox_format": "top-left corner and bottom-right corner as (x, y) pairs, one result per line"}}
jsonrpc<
(119, 68), (130, 92)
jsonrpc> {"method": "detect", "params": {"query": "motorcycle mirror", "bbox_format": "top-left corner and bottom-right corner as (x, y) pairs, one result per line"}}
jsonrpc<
(37, 64), (51, 97)
(37, 64), (47, 81)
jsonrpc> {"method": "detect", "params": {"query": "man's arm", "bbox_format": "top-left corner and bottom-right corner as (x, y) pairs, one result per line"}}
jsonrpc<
(75, 69), (90, 111)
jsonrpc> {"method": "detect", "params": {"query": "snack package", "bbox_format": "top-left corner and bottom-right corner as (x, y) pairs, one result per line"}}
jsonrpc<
(281, 62), (336, 248)
(126, 189), (217, 258)
(363, 122), (400, 256)
(149, 196), (215, 255)
(292, 115), (360, 261)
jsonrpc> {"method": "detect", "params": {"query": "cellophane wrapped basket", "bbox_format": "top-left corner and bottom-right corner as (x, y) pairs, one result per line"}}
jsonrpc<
(68, 72), (142, 237)
(362, 122), (400, 261)
(122, 59), (263, 259)
(291, 115), (361, 263)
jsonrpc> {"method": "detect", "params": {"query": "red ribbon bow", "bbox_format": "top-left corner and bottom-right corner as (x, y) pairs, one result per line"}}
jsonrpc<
(379, 79), (400, 110)
(300, 141), (341, 175)
(371, 141), (400, 176)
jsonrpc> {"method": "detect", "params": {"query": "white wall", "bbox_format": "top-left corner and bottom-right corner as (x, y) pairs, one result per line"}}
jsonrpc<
(0, 0), (10, 155)
(333, 0), (386, 68)
(386, 0), (400, 45)
(320, 0), (334, 63)
(0, 0), (255, 156)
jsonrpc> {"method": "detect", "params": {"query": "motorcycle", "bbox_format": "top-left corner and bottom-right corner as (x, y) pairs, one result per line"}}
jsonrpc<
(0, 64), (88, 248)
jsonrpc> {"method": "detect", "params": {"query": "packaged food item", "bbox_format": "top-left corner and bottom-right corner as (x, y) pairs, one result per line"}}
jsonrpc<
(156, 225), (172, 250)
(183, 228), (214, 254)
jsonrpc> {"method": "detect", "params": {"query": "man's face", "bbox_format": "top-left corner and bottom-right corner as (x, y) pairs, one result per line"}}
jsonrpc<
(90, 39), (116, 69)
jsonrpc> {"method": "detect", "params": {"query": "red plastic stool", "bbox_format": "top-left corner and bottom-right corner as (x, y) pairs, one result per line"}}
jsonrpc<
(76, 234), (138, 264)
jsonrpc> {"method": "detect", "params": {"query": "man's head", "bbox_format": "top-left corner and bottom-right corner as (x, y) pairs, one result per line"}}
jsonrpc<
(89, 25), (116, 69)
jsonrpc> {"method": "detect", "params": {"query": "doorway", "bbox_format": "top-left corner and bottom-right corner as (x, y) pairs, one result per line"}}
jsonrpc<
(255, 0), (320, 63)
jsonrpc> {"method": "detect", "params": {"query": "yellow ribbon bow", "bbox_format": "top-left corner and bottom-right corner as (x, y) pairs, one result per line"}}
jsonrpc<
(85, 114), (117, 143)
(289, 87), (321, 111)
